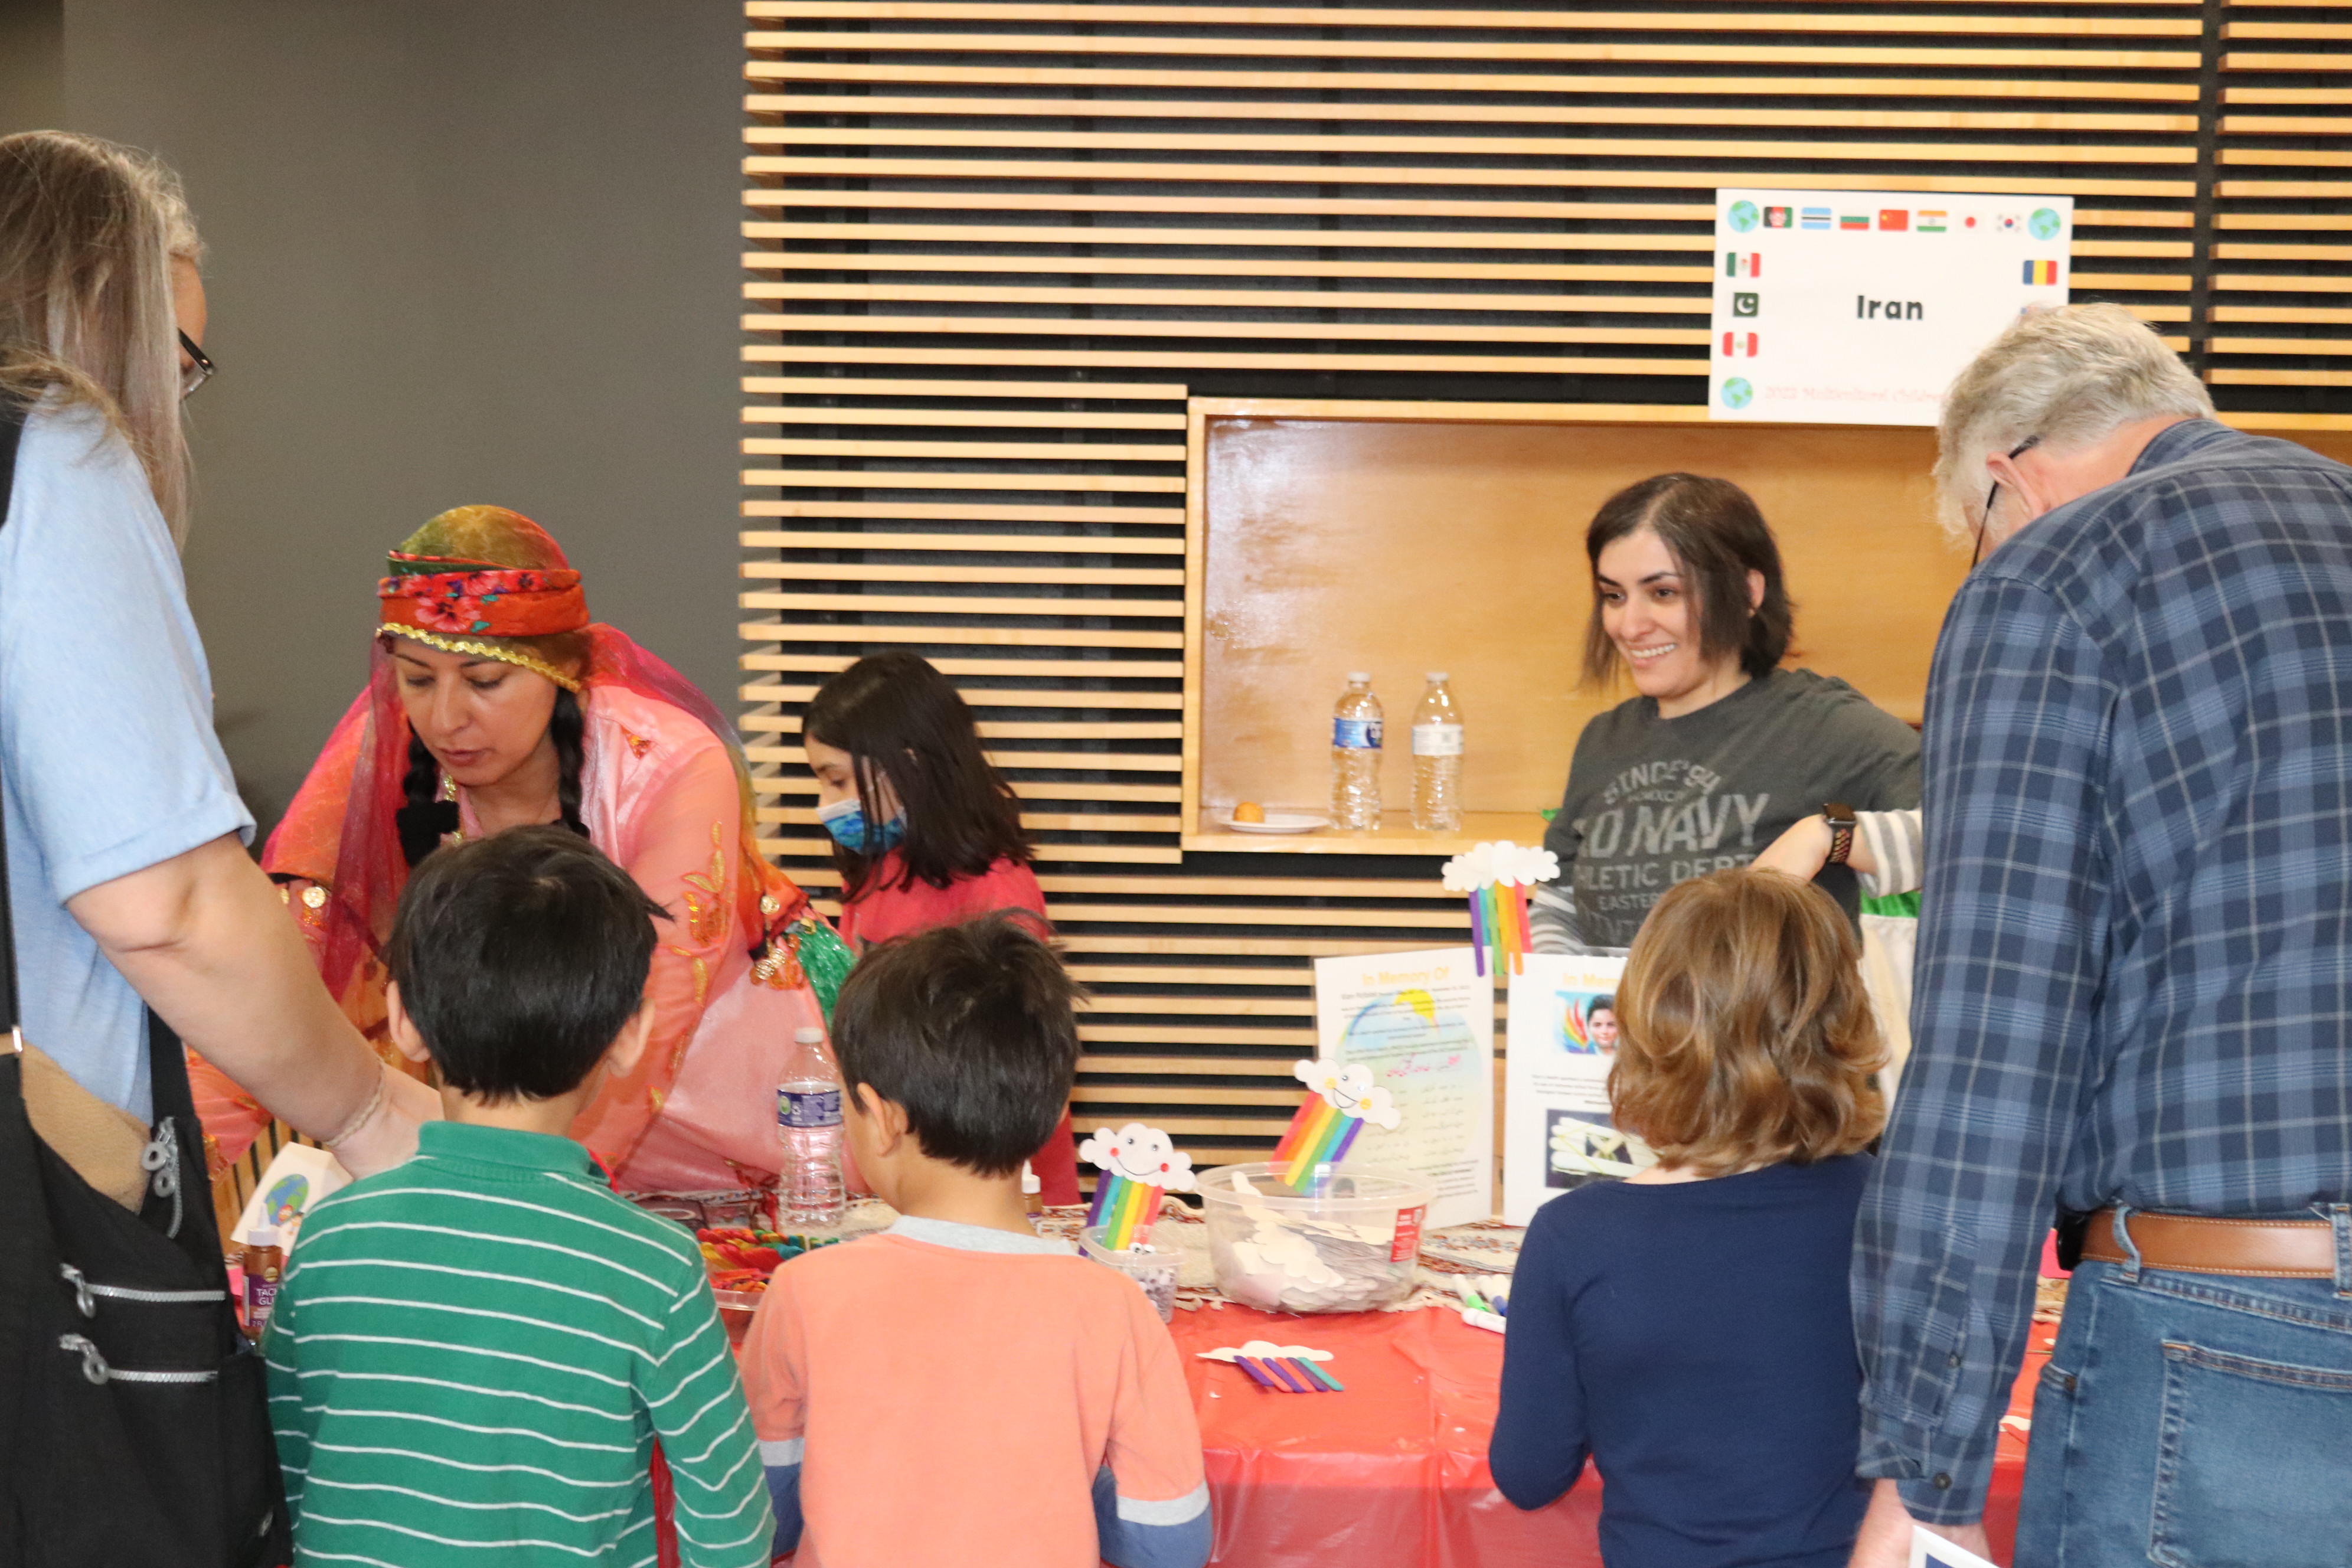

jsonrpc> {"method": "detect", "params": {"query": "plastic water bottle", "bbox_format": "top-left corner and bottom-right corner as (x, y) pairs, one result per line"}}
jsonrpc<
(1331, 672), (1384, 830)
(778, 1026), (845, 1227)
(1411, 673), (1464, 831)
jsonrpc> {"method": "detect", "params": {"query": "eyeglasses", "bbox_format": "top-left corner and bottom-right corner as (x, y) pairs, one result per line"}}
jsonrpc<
(1972, 435), (2043, 569)
(178, 330), (214, 399)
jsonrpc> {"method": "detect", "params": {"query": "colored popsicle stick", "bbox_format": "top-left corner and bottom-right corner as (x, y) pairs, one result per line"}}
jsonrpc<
(1297, 1358), (1345, 1393)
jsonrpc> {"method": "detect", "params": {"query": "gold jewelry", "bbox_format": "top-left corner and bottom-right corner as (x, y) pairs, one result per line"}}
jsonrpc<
(378, 625), (585, 692)
(323, 1064), (390, 1152)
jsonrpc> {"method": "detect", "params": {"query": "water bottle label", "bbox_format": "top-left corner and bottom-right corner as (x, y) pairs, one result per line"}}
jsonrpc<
(1412, 723), (1464, 757)
(1333, 717), (1384, 750)
(778, 1087), (842, 1129)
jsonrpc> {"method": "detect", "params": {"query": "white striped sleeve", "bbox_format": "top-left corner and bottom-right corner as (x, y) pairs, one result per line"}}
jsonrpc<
(1854, 808), (1925, 899)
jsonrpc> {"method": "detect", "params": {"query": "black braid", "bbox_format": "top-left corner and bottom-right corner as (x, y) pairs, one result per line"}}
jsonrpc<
(396, 730), (458, 867)
(551, 687), (590, 839)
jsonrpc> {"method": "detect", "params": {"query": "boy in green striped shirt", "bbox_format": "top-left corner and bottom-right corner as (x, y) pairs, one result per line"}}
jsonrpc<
(264, 827), (773, 1567)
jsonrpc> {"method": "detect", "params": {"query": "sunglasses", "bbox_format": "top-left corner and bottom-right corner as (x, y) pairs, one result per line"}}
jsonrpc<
(1972, 435), (2043, 569)
(178, 330), (214, 399)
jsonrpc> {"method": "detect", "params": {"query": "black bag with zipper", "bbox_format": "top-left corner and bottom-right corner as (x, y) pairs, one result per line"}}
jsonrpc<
(0, 404), (290, 1567)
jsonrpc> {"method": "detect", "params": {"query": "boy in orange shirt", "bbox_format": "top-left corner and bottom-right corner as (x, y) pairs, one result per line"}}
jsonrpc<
(740, 915), (1210, 1568)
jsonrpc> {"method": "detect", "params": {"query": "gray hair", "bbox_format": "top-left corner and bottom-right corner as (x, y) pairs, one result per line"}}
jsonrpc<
(0, 131), (203, 543)
(1933, 303), (2213, 545)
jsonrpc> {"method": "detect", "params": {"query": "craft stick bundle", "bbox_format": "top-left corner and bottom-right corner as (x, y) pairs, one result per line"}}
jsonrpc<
(1440, 841), (1561, 978)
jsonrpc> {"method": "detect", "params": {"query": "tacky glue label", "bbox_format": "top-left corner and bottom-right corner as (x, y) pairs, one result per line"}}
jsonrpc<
(245, 1276), (279, 1331)
(1390, 1204), (1427, 1263)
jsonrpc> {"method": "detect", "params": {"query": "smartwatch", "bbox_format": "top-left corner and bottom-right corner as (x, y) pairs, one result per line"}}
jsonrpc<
(1822, 802), (1857, 867)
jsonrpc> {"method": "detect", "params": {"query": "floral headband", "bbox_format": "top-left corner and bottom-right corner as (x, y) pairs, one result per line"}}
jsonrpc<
(377, 552), (590, 691)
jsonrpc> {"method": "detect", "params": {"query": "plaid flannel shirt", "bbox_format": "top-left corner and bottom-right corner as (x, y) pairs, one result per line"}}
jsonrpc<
(1855, 419), (2352, 1523)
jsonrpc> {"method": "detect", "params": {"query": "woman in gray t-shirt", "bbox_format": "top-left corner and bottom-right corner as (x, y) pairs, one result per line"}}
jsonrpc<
(1530, 474), (1920, 953)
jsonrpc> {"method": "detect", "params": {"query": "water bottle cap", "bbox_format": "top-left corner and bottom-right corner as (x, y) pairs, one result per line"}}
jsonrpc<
(1345, 671), (1371, 684)
(1426, 671), (1448, 682)
(793, 1028), (825, 1044)
(249, 1226), (279, 1248)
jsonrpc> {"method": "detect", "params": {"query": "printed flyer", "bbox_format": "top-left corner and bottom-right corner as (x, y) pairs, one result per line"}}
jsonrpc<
(1311, 946), (1494, 1227)
(1501, 952), (1655, 1224)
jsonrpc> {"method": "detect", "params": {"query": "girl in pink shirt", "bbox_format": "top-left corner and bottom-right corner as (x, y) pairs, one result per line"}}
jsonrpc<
(803, 654), (1076, 1202)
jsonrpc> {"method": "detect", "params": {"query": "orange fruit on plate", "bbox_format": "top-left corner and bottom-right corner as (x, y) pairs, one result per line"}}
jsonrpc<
(1233, 802), (1266, 824)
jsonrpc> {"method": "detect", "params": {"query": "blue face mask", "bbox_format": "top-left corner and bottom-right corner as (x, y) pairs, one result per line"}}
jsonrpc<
(818, 794), (905, 855)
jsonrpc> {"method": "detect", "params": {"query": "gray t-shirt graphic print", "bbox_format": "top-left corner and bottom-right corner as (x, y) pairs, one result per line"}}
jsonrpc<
(1534, 669), (1920, 952)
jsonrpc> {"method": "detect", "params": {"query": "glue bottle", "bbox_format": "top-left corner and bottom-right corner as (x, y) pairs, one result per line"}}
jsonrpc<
(241, 1227), (285, 1341)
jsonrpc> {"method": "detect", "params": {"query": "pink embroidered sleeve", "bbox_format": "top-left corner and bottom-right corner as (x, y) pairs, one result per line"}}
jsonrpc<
(570, 733), (748, 1165)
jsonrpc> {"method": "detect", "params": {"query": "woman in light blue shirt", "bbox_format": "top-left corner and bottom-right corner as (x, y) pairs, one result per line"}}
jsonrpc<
(0, 130), (429, 1177)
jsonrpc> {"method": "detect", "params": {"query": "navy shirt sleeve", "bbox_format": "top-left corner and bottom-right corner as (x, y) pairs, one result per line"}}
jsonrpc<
(1489, 1200), (1593, 1508)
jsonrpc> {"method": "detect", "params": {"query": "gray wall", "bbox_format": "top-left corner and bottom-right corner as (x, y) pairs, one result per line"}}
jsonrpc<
(56, 0), (745, 833)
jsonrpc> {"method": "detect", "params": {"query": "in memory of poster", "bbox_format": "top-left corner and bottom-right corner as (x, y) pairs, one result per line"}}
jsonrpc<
(1311, 947), (1495, 1228)
(1500, 952), (1657, 1225)
(1708, 188), (2073, 427)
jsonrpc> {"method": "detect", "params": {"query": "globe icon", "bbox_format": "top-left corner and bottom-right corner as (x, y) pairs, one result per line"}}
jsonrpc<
(2029, 208), (2062, 241)
(1721, 377), (1754, 410)
(1727, 200), (1760, 233)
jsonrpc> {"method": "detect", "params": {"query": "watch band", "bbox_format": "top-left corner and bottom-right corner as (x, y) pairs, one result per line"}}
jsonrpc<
(1822, 801), (1857, 867)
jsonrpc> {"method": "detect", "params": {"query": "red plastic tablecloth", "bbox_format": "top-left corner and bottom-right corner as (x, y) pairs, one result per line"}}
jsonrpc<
(1169, 1304), (2048, 1568)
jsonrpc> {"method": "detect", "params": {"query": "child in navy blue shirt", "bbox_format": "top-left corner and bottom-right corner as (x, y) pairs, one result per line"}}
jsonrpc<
(1491, 866), (1887, 1568)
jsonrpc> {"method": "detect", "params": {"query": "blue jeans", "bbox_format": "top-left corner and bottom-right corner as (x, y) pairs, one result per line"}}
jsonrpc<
(2017, 1206), (2352, 1568)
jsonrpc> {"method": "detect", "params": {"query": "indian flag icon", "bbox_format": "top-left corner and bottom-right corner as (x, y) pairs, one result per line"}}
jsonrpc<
(1917, 210), (1948, 233)
(2023, 259), (2061, 285)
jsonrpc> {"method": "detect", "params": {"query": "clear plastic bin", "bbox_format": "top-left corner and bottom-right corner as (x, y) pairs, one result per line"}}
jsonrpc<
(1197, 1163), (1432, 1313)
(1078, 1225), (1179, 1321)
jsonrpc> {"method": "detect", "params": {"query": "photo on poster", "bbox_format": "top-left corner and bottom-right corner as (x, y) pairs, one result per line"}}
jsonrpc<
(1502, 953), (1657, 1223)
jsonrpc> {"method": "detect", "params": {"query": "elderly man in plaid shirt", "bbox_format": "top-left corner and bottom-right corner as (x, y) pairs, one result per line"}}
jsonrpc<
(1851, 304), (2352, 1567)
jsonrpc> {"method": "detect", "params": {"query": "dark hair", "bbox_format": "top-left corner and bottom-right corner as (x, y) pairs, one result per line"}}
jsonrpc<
(386, 824), (667, 1103)
(803, 653), (1030, 900)
(829, 913), (1080, 1176)
(1590, 995), (1616, 1016)
(398, 685), (590, 868)
(1581, 473), (1794, 687)
(1609, 867), (1885, 1177)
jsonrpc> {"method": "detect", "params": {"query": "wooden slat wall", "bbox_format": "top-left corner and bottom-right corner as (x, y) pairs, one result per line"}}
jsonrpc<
(741, 0), (2347, 1177)
(2211, 1), (2352, 395)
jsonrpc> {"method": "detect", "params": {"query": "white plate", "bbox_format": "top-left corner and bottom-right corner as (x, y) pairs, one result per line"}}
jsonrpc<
(1222, 811), (1331, 834)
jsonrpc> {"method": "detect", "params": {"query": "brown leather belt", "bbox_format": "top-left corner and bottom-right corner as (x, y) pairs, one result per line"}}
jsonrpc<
(2080, 1210), (2342, 1279)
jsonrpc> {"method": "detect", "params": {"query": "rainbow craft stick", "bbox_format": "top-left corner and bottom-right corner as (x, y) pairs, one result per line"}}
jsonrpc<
(1233, 1358), (1279, 1391)
(1468, 890), (1488, 976)
(1298, 1359), (1346, 1392)
(1257, 1357), (1309, 1393)
(1090, 1172), (1167, 1252)
(1270, 1095), (1366, 1188)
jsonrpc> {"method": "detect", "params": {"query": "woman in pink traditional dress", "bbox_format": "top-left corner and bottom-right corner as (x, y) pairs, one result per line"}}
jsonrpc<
(191, 505), (851, 1196)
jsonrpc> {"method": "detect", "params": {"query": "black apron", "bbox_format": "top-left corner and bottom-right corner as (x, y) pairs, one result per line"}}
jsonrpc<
(0, 402), (290, 1567)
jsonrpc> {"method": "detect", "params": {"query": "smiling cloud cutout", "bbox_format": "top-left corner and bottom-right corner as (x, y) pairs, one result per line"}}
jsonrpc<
(1292, 1060), (1402, 1131)
(1078, 1121), (1198, 1192)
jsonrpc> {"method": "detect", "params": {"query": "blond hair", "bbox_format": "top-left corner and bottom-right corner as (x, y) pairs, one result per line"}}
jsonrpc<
(1609, 867), (1886, 1177)
(1933, 303), (2212, 547)
(0, 131), (202, 540)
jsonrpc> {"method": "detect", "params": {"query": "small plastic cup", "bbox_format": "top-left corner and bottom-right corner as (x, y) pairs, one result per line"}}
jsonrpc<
(1078, 1224), (1178, 1322)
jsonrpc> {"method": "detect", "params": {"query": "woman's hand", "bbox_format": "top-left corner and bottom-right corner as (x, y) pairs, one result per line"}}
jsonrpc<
(1753, 814), (1881, 883)
(1752, 814), (1837, 881)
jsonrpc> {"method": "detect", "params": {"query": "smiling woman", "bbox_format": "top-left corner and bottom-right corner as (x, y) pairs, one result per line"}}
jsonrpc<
(188, 505), (854, 1195)
(1528, 474), (1921, 955)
